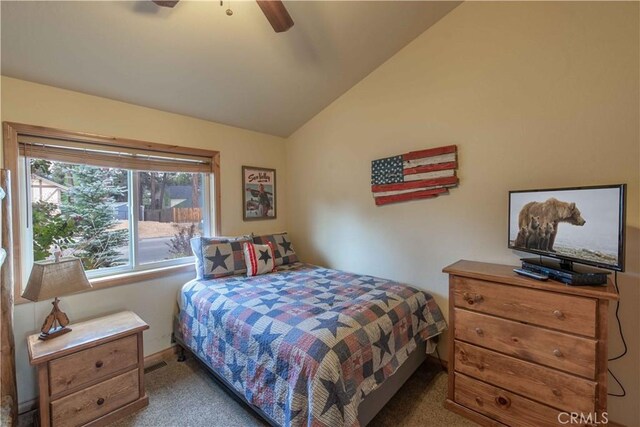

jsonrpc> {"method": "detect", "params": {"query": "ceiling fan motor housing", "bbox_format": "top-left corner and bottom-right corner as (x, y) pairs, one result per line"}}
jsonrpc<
(153, 0), (294, 33)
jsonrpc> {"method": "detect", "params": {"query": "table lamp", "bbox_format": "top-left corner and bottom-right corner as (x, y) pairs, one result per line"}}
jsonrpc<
(22, 256), (92, 340)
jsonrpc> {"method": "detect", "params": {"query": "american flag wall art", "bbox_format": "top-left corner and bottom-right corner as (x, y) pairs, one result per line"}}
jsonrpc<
(371, 145), (459, 206)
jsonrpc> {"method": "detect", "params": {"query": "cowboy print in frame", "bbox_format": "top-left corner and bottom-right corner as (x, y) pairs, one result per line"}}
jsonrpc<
(243, 166), (276, 220)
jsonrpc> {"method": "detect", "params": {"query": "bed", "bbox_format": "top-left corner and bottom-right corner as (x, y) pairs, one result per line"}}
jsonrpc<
(174, 262), (446, 427)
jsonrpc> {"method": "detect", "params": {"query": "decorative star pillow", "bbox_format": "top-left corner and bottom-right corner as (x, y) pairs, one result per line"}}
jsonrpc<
(243, 242), (277, 277)
(191, 236), (251, 279)
(252, 232), (298, 266)
(203, 243), (234, 278)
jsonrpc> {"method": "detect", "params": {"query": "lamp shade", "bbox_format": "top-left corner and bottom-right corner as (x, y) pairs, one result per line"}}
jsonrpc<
(22, 257), (92, 302)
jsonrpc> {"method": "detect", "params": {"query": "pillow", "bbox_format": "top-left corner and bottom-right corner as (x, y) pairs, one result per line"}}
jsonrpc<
(243, 242), (277, 277)
(252, 232), (298, 266)
(191, 235), (252, 279)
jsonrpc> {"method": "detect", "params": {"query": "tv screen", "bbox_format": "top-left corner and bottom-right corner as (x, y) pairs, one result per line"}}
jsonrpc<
(508, 184), (625, 271)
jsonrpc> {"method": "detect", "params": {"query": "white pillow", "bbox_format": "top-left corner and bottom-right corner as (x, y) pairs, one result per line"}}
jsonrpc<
(243, 242), (277, 277)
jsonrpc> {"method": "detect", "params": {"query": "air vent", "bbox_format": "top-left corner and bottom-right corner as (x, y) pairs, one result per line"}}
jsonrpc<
(144, 360), (168, 374)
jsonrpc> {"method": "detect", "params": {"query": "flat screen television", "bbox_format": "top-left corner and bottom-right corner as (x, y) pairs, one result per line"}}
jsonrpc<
(508, 184), (626, 272)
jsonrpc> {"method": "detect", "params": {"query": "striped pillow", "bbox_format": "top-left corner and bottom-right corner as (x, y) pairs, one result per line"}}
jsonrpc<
(243, 242), (277, 277)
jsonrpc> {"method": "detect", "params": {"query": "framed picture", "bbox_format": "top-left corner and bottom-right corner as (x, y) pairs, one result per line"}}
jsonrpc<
(242, 166), (276, 220)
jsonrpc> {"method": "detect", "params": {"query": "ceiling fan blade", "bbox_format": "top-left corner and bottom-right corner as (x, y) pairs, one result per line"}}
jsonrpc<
(152, 0), (179, 8)
(256, 1), (294, 33)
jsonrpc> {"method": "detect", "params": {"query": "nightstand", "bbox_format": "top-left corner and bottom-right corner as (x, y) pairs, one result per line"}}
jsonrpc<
(27, 311), (149, 427)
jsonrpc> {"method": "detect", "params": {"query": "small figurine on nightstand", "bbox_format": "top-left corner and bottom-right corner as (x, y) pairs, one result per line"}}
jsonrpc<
(40, 298), (70, 339)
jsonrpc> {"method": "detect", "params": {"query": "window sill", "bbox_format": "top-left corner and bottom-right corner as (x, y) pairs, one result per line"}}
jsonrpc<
(15, 262), (196, 305)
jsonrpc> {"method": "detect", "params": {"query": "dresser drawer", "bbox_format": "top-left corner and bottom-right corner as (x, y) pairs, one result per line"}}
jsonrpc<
(454, 309), (597, 379)
(50, 368), (139, 427)
(454, 373), (571, 427)
(452, 276), (597, 336)
(454, 341), (596, 413)
(49, 335), (138, 396)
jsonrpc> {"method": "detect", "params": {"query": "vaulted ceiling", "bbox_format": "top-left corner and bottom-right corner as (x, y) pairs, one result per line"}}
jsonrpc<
(1, 1), (460, 137)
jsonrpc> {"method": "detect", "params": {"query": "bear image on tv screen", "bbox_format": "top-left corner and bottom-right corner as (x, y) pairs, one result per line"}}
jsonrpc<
(510, 187), (622, 268)
(517, 198), (586, 252)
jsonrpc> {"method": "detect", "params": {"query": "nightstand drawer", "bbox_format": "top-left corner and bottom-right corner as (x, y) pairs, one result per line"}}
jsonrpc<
(50, 368), (139, 427)
(452, 276), (597, 336)
(49, 335), (138, 396)
(454, 341), (596, 413)
(454, 309), (597, 378)
(455, 373), (567, 427)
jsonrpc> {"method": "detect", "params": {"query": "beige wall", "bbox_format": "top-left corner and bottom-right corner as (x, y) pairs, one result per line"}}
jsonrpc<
(0, 76), (288, 406)
(3, 1), (639, 424)
(285, 2), (639, 425)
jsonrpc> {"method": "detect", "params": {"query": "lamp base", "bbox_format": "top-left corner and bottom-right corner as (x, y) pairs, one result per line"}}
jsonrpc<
(38, 297), (72, 340)
(38, 326), (72, 341)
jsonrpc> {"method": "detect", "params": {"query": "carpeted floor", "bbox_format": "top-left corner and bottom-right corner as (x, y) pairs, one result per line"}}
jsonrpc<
(109, 356), (476, 427)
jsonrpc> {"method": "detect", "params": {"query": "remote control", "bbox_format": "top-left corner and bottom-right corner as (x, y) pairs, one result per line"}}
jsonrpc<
(513, 268), (549, 281)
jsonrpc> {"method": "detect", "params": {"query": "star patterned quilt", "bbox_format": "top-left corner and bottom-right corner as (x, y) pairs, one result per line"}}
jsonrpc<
(176, 263), (446, 427)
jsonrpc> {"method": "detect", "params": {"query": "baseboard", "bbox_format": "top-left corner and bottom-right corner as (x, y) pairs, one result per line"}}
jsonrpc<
(18, 345), (178, 415)
(426, 354), (448, 371)
(18, 399), (38, 416)
(143, 344), (178, 369)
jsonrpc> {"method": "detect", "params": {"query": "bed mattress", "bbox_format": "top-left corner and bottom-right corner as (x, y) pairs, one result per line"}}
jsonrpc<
(176, 263), (446, 427)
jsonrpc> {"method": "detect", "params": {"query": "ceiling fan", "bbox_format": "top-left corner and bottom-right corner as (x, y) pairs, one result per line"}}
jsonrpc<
(151, 0), (294, 33)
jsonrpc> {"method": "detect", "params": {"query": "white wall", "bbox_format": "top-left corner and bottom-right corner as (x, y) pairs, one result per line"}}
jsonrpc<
(0, 76), (288, 406)
(285, 2), (639, 425)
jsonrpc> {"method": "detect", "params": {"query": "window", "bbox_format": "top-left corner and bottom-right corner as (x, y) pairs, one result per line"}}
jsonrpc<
(3, 122), (220, 300)
(136, 171), (205, 264)
(29, 160), (131, 271)
(26, 160), (208, 277)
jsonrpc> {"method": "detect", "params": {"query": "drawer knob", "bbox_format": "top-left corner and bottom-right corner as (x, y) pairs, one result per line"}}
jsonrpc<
(475, 328), (483, 336)
(553, 310), (564, 319)
(495, 395), (511, 408)
(95, 360), (104, 368)
(97, 398), (105, 406)
(475, 397), (483, 406)
(553, 349), (563, 357)
(463, 293), (483, 305)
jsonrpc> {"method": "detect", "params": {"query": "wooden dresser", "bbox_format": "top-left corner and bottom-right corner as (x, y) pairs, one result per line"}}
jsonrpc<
(28, 311), (149, 427)
(443, 260), (618, 427)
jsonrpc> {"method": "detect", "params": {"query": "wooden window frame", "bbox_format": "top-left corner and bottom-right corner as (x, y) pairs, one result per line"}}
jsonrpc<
(2, 122), (221, 305)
